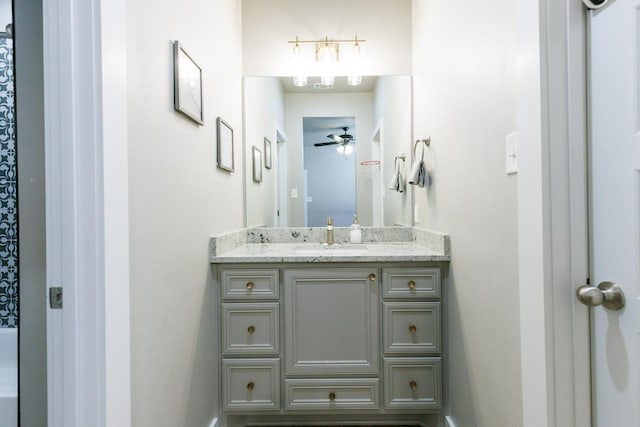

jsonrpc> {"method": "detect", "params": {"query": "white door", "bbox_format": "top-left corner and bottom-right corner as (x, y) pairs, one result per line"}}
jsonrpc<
(586, 0), (640, 424)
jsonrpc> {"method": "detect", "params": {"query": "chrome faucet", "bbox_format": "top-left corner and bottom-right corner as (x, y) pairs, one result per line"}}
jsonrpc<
(326, 216), (334, 245)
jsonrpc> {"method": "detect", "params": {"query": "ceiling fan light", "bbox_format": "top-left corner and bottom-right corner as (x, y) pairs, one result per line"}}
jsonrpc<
(337, 144), (354, 155)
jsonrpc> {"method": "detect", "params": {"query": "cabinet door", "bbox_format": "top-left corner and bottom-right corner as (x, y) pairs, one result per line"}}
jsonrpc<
(222, 358), (280, 411)
(384, 357), (442, 410)
(222, 303), (279, 356)
(284, 268), (379, 375)
(383, 302), (441, 354)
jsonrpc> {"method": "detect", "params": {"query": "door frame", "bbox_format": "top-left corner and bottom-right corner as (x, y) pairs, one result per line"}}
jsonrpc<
(43, 0), (131, 426)
(41, 0), (591, 425)
(516, 0), (592, 426)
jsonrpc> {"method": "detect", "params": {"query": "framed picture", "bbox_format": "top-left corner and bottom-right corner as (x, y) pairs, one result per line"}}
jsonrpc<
(264, 137), (272, 169)
(217, 117), (234, 172)
(173, 41), (203, 125)
(252, 146), (263, 183)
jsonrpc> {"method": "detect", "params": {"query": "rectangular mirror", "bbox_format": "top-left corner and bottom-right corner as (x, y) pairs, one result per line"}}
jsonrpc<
(243, 75), (413, 228)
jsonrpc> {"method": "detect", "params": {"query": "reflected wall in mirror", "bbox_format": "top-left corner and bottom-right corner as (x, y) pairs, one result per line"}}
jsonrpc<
(243, 75), (413, 228)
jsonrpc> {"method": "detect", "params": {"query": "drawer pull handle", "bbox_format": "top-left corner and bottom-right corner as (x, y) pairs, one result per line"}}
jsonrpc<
(410, 380), (418, 390)
(247, 325), (255, 334)
(369, 273), (376, 281)
(247, 381), (255, 391)
(328, 392), (336, 401)
(246, 282), (254, 290)
(409, 325), (417, 334)
(408, 280), (416, 289)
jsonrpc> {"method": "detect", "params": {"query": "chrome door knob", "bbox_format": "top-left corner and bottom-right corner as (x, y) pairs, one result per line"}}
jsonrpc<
(576, 281), (625, 311)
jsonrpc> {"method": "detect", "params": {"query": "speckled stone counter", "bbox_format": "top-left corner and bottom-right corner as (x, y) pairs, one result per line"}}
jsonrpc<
(209, 226), (450, 263)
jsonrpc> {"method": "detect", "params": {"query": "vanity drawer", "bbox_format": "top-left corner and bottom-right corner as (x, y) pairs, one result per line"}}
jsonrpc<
(221, 268), (279, 299)
(284, 378), (380, 410)
(222, 358), (280, 411)
(384, 357), (441, 410)
(222, 303), (279, 355)
(383, 302), (440, 354)
(382, 267), (441, 298)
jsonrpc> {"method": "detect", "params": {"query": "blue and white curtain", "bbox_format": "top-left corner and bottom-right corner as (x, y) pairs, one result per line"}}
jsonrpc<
(0, 38), (17, 328)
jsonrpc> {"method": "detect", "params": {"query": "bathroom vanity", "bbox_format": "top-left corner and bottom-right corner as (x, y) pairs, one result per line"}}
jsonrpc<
(210, 227), (449, 427)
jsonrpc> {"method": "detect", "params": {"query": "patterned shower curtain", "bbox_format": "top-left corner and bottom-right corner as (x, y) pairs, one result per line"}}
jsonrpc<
(0, 37), (17, 328)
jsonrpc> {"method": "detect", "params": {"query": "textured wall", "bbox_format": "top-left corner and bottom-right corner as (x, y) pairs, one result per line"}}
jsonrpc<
(412, 1), (523, 426)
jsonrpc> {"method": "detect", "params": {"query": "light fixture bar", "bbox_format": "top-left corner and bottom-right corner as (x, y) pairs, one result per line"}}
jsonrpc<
(287, 36), (367, 45)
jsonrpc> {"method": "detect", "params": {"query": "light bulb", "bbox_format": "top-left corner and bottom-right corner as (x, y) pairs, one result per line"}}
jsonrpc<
(293, 76), (307, 87)
(337, 144), (354, 155)
(321, 74), (335, 86)
(347, 75), (362, 86)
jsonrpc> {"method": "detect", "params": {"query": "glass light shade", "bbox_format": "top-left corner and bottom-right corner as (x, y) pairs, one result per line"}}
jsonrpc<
(293, 75), (307, 87)
(347, 41), (362, 86)
(347, 75), (362, 86)
(292, 40), (307, 87)
(318, 44), (337, 63)
(337, 144), (354, 155)
(321, 74), (335, 86)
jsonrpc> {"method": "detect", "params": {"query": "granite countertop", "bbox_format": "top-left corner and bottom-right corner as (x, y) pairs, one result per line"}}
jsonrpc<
(209, 227), (450, 264)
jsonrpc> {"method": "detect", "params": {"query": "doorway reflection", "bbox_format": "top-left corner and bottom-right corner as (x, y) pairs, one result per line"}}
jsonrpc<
(303, 116), (356, 227)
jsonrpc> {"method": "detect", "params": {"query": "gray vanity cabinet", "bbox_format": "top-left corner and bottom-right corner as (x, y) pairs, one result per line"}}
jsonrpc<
(217, 262), (445, 425)
(283, 268), (379, 376)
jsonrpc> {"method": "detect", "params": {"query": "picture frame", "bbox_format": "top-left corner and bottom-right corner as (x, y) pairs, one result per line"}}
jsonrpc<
(173, 41), (203, 125)
(217, 117), (234, 172)
(264, 137), (272, 169)
(252, 146), (263, 183)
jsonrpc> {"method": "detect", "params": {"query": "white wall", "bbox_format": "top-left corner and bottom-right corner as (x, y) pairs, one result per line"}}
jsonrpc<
(243, 77), (285, 228)
(0, 0), (10, 32)
(412, 1), (523, 426)
(242, 0), (412, 77)
(284, 92), (373, 226)
(126, 0), (243, 425)
(373, 76), (413, 226)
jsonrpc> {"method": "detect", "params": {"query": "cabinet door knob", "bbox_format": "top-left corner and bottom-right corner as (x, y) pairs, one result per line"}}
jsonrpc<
(369, 273), (376, 281)
(247, 381), (255, 391)
(409, 380), (418, 390)
(328, 392), (336, 401)
(247, 325), (255, 334)
(408, 280), (416, 289)
(409, 325), (417, 334)
(246, 281), (254, 290)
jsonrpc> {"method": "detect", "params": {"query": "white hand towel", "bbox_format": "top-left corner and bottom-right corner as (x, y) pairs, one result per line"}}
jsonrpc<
(388, 158), (405, 193)
(388, 170), (399, 191)
(408, 160), (427, 187)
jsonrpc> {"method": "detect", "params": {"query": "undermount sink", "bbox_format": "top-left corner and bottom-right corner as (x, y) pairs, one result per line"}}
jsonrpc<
(293, 243), (368, 256)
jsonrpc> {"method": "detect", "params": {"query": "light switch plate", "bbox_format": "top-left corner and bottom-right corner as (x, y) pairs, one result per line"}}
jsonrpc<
(506, 132), (518, 175)
(291, 189), (298, 198)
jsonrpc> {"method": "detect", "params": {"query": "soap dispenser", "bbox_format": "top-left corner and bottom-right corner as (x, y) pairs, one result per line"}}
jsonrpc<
(350, 214), (362, 244)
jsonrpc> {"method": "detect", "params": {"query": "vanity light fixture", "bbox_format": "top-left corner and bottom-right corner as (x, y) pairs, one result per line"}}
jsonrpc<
(291, 36), (308, 87)
(288, 35), (366, 87)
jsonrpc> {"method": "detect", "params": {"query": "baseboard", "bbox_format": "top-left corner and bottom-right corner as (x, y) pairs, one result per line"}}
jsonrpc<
(445, 416), (457, 427)
(208, 417), (218, 427)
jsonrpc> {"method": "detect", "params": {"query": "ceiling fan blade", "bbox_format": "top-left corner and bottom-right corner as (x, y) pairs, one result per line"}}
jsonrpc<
(314, 141), (339, 147)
